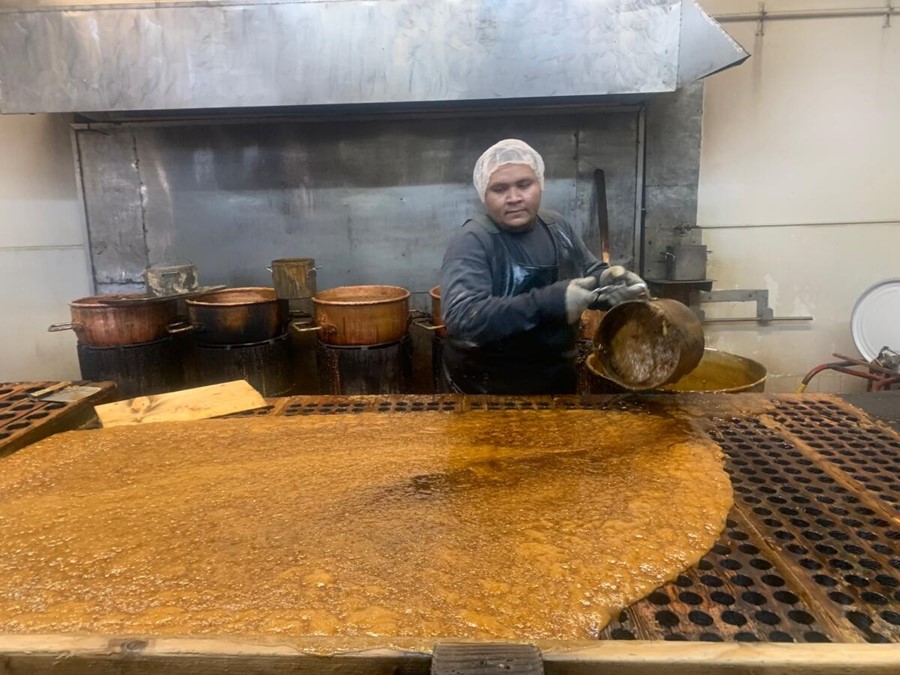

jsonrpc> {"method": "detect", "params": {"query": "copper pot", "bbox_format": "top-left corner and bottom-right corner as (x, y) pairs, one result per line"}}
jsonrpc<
(592, 298), (704, 391)
(48, 294), (178, 347)
(175, 287), (288, 345)
(300, 285), (411, 345)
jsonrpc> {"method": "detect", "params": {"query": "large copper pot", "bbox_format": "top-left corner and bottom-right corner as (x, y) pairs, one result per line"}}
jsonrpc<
(302, 285), (411, 345)
(48, 294), (179, 347)
(659, 349), (767, 393)
(175, 287), (288, 345)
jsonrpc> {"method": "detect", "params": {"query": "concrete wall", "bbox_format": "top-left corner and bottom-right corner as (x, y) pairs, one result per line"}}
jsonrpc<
(697, 0), (899, 392)
(0, 114), (91, 381)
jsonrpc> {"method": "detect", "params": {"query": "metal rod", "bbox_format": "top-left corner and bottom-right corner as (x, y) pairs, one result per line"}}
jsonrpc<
(833, 352), (900, 376)
(702, 316), (813, 323)
(697, 219), (900, 230)
(716, 6), (899, 23)
(71, 103), (646, 130)
(633, 107), (646, 277)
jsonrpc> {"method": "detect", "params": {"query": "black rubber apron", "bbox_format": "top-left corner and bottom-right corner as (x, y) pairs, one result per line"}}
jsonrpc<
(443, 213), (580, 395)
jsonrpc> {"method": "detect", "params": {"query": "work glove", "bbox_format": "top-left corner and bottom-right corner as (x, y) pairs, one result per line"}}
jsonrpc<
(592, 266), (649, 310)
(565, 276), (600, 324)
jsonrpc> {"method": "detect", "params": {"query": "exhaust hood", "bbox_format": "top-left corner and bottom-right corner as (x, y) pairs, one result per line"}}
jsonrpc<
(0, 0), (747, 114)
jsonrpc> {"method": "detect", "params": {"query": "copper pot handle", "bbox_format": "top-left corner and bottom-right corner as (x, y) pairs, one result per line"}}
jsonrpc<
(267, 264), (323, 272)
(167, 320), (196, 335)
(291, 323), (335, 335)
(48, 322), (82, 332)
(411, 317), (445, 333)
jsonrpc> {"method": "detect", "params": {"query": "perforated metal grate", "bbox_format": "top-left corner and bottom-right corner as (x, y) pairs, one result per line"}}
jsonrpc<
(772, 399), (900, 507)
(266, 394), (650, 416)
(601, 402), (900, 644)
(600, 511), (834, 643)
(0, 382), (115, 455)
(280, 396), (460, 416)
(0, 383), (66, 444)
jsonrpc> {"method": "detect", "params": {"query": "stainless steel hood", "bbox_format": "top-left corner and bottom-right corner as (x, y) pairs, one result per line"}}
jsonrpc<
(0, 0), (747, 114)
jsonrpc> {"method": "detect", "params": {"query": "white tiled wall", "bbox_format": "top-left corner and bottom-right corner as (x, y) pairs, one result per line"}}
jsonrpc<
(0, 114), (92, 381)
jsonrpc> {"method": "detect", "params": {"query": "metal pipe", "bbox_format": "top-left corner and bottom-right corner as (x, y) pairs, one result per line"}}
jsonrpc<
(697, 219), (899, 230)
(715, 6), (898, 23)
(702, 316), (813, 323)
(71, 103), (646, 130)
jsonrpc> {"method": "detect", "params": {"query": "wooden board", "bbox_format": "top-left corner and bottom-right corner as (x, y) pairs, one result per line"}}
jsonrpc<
(94, 380), (267, 428)
(0, 635), (897, 674)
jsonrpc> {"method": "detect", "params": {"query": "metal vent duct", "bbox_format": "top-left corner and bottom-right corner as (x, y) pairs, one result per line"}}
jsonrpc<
(0, 0), (747, 114)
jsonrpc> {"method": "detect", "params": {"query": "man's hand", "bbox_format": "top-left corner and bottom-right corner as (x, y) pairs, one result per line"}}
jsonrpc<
(593, 266), (648, 309)
(565, 277), (600, 324)
(598, 265), (645, 289)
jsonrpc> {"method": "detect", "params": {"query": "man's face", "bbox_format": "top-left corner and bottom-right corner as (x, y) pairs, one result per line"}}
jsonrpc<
(484, 164), (542, 230)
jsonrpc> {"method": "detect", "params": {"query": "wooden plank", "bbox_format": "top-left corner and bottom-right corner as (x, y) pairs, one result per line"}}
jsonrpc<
(0, 635), (898, 675)
(94, 380), (267, 428)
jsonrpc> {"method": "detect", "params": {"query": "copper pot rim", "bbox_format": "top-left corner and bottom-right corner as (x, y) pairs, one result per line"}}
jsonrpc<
(270, 258), (316, 266)
(428, 286), (441, 301)
(70, 293), (170, 309)
(313, 285), (411, 307)
(186, 287), (279, 307)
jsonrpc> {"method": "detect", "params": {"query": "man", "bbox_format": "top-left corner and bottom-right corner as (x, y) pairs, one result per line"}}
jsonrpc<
(440, 138), (646, 394)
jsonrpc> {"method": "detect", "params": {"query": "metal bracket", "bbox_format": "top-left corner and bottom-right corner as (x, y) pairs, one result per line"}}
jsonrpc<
(756, 1), (767, 36)
(887, 0), (894, 28)
(690, 289), (813, 324)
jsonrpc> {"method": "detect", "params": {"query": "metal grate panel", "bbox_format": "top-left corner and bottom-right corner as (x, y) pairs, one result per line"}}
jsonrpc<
(772, 399), (900, 507)
(0, 381), (116, 456)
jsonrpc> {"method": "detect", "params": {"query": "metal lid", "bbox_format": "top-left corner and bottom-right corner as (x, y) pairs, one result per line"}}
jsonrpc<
(850, 279), (900, 362)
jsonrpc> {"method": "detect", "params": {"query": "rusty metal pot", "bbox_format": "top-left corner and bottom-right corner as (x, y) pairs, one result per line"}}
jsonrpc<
(268, 258), (318, 300)
(48, 294), (179, 347)
(174, 287), (288, 345)
(592, 298), (704, 391)
(144, 263), (199, 297)
(298, 285), (411, 345)
(659, 348), (766, 393)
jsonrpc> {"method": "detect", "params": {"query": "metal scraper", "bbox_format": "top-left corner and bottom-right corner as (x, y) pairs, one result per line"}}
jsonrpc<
(29, 383), (103, 403)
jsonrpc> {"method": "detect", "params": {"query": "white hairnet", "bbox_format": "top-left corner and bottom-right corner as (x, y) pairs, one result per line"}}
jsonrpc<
(472, 139), (545, 203)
